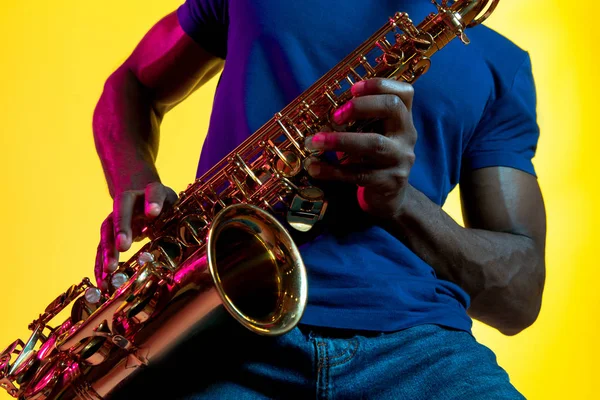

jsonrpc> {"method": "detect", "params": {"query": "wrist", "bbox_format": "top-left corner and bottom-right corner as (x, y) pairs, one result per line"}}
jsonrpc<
(383, 184), (422, 237)
(391, 184), (415, 218)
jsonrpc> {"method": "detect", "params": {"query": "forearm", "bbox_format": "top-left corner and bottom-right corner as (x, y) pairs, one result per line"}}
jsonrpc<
(93, 66), (162, 197)
(388, 185), (545, 335)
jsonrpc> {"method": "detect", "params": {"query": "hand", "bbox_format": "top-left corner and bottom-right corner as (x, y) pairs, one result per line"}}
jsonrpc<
(304, 78), (417, 220)
(94, 182), (178, 290)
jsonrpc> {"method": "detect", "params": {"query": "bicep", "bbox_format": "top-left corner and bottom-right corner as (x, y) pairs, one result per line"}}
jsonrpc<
(459, 167), (546, 250)
(121, 11), (224, 114)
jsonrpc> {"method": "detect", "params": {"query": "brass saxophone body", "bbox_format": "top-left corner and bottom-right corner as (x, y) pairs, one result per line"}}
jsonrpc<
(0, 1), (499, 398)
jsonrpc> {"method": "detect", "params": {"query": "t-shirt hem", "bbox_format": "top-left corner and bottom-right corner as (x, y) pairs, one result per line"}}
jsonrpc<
(298, 306), (473, 336)
(463, 152), (536, 177)
(176, 4), (227, 59)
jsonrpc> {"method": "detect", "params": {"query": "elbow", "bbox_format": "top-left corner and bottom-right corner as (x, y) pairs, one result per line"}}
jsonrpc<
(500, 260), (546, 336)
(471, 297), (542, 337)
(474, 253), (546, 337)
(498, 306), (540, 336)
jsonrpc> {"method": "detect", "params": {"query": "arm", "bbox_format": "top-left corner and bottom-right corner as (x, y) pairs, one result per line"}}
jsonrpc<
(390, 168), (546, 336)
(92, 11), (224, 288)
(93, 11), (224, 199)
(304, 78), (546, 336)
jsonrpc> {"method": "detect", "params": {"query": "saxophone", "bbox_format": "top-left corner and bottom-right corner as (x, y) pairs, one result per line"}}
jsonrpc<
(0, 1), (499, 398)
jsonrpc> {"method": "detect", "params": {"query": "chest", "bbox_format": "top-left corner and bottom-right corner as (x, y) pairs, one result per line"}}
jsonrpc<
(223, 0), (496, 199)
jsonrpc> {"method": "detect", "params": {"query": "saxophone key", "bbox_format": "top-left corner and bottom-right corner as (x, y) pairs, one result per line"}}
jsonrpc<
(275, 118), (305, 156)
(287, 121), (304, 140)
(79, 334), (112, 366)
(244, 168), (271, 191)
(324, 90), (339, 108)
(286, 187), (328, 232)
(300, 120), (316, 135)
(147, 236), (183, 271)
(84, 287), (103, 305)
(348, 66), (363, 81)
(227, 172), (250, 201)
(207, 185), (227, 208)
(235, 153), (264, 188)
(300, 100), (320, 122)
(178, 214), (209, 246)
(359, 55), (376, 77)
(267, 139), (302, 178)
(211, 197), (237, 218)
(21, 357), (72, 400)
(110, 272), (129, 290)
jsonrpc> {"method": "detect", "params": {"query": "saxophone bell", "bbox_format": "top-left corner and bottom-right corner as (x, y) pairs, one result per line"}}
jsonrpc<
(207, 203), (308, 336)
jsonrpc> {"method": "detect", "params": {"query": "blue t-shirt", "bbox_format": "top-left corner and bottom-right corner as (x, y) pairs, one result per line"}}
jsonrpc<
(176, 0), (540, 334)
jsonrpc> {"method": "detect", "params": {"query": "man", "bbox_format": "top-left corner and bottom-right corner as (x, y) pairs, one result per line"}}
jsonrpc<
(93, 0), (546, 398)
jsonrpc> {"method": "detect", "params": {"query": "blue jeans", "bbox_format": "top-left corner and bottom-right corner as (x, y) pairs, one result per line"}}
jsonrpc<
(109, 321), (524, 399)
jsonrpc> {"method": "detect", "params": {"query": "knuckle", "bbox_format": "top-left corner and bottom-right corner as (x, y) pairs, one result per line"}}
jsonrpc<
(368, 78), (386, 92)
(373, 134), (388, 154)
(403, 150), (416, 166)
(410, 129), (418, 145)
(165, 187), (178, 204)
(392, 169), (409, 187)
(146, 181), (164, 194)
(402, 82), (415, 97)
(146, 181), (162, 189)
(384, 95), (402, 115)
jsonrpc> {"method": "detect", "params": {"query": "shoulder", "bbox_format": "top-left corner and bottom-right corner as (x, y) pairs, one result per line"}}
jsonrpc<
(466, 25), (532, 98)
(469, 25), (529, 61)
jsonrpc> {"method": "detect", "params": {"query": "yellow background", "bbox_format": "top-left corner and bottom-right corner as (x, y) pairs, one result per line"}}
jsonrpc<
(0, 0), (597, 398)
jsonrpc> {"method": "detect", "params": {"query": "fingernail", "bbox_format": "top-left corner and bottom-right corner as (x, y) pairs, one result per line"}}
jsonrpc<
(106, 259), (118, 272)
(305, 134), (325, 150)
(304, 158), (321, 177)
(333, 103), (351, 125)
(146, 202), (161, 216)
(116, 233), (128, 249)
(351, 80), (366, 96)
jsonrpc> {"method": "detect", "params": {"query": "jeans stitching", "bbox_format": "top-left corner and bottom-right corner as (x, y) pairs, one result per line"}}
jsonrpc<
(315, 339), (328, 400)
(327, 338), (359, 367)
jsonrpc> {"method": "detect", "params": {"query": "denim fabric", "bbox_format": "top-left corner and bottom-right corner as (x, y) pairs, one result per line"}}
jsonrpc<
(109, 320), (524, 400)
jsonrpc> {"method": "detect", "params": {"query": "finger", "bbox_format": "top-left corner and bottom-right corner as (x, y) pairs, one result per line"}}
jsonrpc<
(305, 158), (406, 189)
(332, 94), (409, 128)
(305, 132), (400, 166)
(144, 182), (168, 218)
(101, 215), (119, 270)
(98, 215), (118, 290)
(94, 243), (107, 290)
(113, 191), (138, 252)
(351, 78), (414, 111)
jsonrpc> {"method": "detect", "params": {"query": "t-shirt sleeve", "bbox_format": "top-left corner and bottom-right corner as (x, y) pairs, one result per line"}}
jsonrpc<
(462, 53), (540, 177)
(176, 0), (229, 59)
